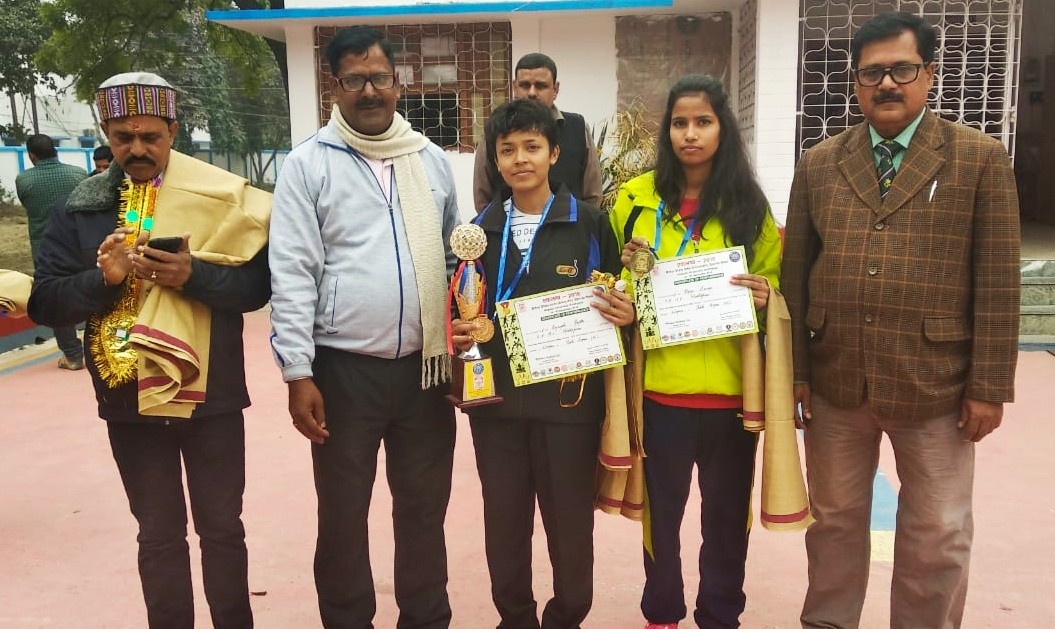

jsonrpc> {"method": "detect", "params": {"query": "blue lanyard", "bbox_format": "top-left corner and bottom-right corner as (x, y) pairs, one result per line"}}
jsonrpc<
(495, 194), (557, 303)
(653, 200), (699, 258)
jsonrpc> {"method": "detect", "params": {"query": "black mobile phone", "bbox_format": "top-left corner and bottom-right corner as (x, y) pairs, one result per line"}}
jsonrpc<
(146, 236), (182, 254)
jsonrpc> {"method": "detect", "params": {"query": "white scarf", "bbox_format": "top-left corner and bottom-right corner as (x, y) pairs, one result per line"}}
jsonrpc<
(331, 105), (451, 388)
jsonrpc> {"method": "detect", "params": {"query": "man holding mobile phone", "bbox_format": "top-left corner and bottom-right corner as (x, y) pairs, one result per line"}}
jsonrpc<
(28, 72), (271, 628)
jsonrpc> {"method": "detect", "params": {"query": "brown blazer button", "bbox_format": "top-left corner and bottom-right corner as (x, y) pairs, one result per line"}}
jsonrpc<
(865, 314), (873, 323)
(875, 221), (886, 230)
(868, 266), (879, 275)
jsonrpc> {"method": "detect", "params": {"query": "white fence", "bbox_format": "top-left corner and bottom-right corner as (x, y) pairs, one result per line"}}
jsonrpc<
(0, 146), (289, 194)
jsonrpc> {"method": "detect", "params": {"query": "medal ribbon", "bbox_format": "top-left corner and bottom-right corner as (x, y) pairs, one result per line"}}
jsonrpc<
(652, 200), (699, 257)
(495, 194), (558, 304)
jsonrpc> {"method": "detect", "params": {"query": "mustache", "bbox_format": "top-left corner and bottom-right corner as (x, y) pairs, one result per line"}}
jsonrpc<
(124, 156), (157, 166)
(356, 98), (385, 108)
(873, 91), (904, 104)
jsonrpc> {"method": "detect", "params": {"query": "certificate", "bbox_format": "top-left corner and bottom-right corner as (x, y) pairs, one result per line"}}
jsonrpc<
(633, 245), (757, 350)
(495, 284), (626, 387)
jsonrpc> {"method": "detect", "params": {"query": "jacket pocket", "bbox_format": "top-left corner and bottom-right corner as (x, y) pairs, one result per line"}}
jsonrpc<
(805, 305), (826, 340)
(922, 316), (971, 342)
(322, 274), (339, 335)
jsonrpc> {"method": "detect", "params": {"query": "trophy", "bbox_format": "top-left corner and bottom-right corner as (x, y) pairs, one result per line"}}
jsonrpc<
(446, 224), (503, 408)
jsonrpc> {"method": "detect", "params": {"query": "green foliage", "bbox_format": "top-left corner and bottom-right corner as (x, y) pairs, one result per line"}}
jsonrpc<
(0, 0), (55, 136)
(0, 123), (28, 144)
(594, 105), (657, 211)
(0, 0), (52, 93)
(0, 182), (17, 206)
(34, 0), (291, 186)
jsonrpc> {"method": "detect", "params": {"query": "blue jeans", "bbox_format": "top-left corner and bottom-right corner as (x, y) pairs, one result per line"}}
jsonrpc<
(107, 412), (252, 628)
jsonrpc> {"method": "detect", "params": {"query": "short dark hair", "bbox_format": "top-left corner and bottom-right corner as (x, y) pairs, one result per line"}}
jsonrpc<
(26, 134), (57, 160)
(326, 26), (395, 76)
(484, 99), (559, 202)
(93, 145), (113, 161)
(486, 99), (559, 152)
(851, 11), (937, 68)
(515, 53), (558, 82)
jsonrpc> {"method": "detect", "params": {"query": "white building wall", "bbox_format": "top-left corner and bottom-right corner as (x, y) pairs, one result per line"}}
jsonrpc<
(752, 0), (799, 225)
(274, 1), (767, 222)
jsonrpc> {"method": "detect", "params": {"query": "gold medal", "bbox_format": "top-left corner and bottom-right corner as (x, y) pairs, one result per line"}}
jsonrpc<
(470, 316), (495, 343)
(630, 247), (656, 278)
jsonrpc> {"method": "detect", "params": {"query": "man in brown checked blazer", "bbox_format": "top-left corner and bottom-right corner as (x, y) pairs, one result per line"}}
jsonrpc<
(781, 12), (1020, 629)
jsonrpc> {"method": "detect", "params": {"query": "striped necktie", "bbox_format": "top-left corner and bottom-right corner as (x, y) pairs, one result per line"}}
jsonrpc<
(876, 139), (903, 198)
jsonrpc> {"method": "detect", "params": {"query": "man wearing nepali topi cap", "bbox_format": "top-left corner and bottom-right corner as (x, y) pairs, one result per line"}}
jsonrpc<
(28, 71), (272, 628)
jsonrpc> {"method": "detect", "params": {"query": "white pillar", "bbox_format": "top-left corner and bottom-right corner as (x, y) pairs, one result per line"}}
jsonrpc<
(285, 23), (320, 146)
(752, 0), (799, 224)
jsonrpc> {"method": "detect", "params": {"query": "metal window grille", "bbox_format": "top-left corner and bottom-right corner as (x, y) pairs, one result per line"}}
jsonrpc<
(797, 0), (1022, 159)
(739, 0), (759, 152)
(316, 23), (512, 151)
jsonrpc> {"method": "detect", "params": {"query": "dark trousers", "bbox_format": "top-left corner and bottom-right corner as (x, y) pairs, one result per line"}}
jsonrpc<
(31, 249), (82, 361)
(640, 401), (757, 628)
(469, 416), (599, 629)
(312, 347), (456, 629)
(107, 412), (252, 629)
(54, 324), (82, 360)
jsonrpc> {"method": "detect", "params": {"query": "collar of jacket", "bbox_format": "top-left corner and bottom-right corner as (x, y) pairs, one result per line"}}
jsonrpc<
(65, 162), (126, 214)
(474, 185), (579, 234)
(842, 108), (945, 156)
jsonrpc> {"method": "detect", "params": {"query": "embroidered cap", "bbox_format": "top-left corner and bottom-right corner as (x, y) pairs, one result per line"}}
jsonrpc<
(95, 72), (177, 122)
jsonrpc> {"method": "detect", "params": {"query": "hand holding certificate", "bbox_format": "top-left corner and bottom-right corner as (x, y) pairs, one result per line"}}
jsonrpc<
(632, 245), (758, 350)
(496, 273), (628, 388)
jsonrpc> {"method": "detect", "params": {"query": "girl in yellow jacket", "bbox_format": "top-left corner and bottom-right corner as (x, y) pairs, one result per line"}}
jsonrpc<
(610, 74), (782, 629)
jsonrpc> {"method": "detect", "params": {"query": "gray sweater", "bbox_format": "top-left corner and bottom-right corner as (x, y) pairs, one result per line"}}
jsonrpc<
(269, 120), (459, 381)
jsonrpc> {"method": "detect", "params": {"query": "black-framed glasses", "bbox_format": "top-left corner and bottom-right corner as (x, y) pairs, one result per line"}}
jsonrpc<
(853, 63), (925, 87)
(336, 73), (396, 92)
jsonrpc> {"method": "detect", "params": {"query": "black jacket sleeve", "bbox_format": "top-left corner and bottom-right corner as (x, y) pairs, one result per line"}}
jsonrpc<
(180, 245), (271, 314)
(28, 203), (121, 328)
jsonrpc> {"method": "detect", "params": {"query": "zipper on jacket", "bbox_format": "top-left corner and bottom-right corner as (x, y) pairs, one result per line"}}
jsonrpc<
(350, 149), (405, 357)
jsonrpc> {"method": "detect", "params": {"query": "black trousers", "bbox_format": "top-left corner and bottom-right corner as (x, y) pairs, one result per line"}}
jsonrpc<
(640, 401), (758, 629)
(107, 411), (252, 629)
(312, 347), (457, 629)
(469, 415), (600, 629)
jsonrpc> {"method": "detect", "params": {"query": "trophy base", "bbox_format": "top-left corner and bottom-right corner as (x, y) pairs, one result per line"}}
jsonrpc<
(447, 354), (503, 409)
(445, 393), (505, 409)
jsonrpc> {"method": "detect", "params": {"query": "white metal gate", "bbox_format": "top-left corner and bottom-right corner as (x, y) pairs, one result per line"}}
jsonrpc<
(797, 0), (1023, 158)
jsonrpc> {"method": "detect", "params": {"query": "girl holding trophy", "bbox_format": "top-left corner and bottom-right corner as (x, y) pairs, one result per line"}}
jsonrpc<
(450, 98), (633, 628)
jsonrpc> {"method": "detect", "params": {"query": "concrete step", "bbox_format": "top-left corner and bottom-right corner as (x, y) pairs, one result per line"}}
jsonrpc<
(1020, 333), (1055, 348)
(1022, 283), (1055, 306)
(1020, 305), (1055, 335)
(1021, 259), (1055, 278)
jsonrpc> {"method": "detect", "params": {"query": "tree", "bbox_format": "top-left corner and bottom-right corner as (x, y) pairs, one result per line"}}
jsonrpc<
(35, 0), (291, 185)
(0, 0), (54, 139)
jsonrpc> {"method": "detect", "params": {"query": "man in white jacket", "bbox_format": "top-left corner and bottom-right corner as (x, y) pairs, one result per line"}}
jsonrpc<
(268, 25), (460, 628)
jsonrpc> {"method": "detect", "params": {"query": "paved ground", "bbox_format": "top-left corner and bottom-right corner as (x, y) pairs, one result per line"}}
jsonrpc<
(1, 309), (1053, 628)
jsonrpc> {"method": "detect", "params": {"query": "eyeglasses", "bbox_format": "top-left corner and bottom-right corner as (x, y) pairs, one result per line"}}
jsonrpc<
(336, 73), (396, 92)
(853, 63), (925, 87)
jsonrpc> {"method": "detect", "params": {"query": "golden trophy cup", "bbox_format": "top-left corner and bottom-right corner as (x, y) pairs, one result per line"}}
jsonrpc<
(446, 224), (503, 408)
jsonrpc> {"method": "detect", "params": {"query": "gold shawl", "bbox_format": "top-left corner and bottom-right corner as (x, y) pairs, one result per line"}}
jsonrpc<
(0, 270), (33, 317)
(595, 329), (646, 521)
(129, 151), (270, 418)
(741, 287), (813, 531)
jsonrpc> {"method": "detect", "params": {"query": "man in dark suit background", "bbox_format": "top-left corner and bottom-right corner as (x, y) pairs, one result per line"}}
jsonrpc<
(471, 52), (602, 211)
(781, 12), (1020, 628)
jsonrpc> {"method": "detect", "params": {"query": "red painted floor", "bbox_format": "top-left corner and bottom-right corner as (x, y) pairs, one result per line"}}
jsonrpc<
(1, 309), (1052, 628)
